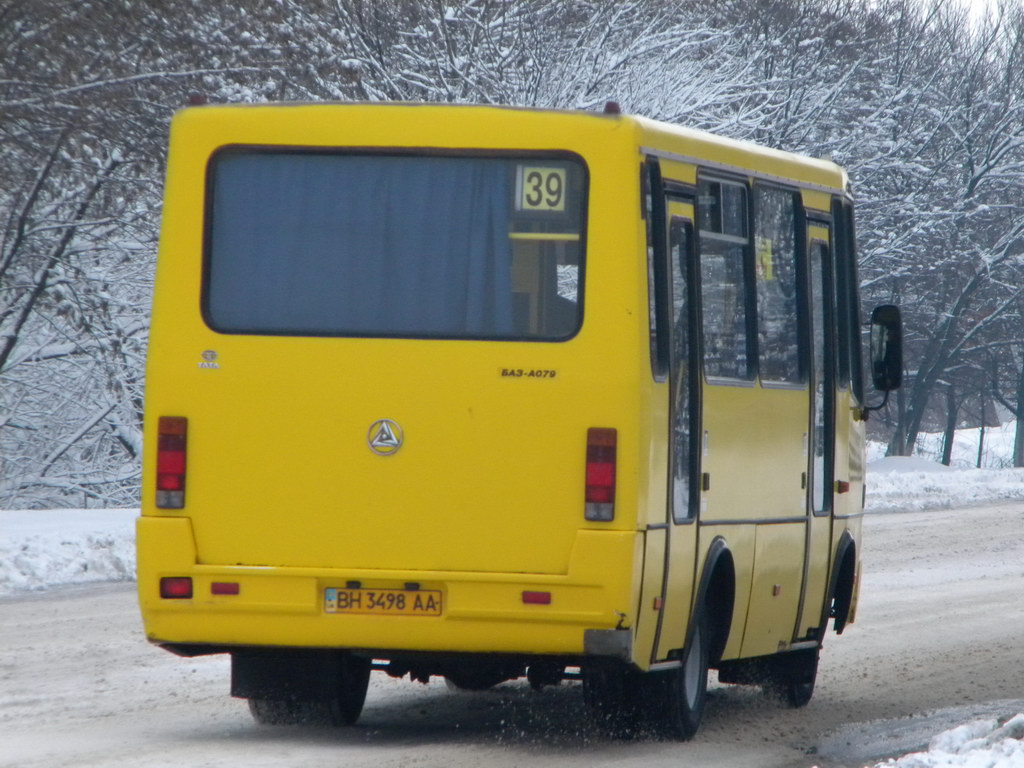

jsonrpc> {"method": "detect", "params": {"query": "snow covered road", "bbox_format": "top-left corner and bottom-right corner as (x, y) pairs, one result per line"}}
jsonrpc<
(1, 502), (1022, 768)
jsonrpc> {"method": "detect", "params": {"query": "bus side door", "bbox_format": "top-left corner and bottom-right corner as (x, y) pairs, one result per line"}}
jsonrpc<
(652, 194), (702, 663)
(795, 223), (836, 639)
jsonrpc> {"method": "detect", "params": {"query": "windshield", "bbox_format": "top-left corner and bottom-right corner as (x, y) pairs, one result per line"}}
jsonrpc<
(204, 149), (586, 340)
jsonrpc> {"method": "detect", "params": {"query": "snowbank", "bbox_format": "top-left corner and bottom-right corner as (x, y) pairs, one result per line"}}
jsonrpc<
(867, 422), (1020, 470)
(866, 463), (1024, 514)
(0, 508), (137, 594)
(871, 714), (1024, 767)
(869, 456), (955, 473)
(918, 422), (1019, 470)
(864, 421), (1024, 512)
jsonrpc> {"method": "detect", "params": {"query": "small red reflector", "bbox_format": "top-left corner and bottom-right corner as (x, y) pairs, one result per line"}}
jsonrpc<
(522, 591), (552, 605)
(211, 582), (240, 595)
(160, 577), (193, 599)
(836, 480), (851, 494)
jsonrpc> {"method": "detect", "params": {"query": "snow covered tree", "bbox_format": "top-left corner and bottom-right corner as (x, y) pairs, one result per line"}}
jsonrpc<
(4, 0), (1024, 507)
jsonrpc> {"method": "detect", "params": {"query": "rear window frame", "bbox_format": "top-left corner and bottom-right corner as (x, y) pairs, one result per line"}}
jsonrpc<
(199, 145), (590, 343)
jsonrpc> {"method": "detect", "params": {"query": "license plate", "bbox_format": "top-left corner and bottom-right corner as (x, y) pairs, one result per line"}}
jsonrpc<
(324, 587), (442, 617)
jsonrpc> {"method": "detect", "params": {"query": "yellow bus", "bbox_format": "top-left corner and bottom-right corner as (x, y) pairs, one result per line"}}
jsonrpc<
(138, 102), (902, 738)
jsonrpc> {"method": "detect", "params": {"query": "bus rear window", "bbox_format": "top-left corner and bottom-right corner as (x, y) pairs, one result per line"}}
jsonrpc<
(204, 150), (586, 340)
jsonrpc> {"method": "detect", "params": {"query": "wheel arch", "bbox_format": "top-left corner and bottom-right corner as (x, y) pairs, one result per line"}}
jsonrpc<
(826, 530), (857, 635)
(689, 536), (735, 665)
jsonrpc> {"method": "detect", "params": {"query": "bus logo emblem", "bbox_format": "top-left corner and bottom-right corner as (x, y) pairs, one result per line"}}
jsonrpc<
(368, 419), (403, 456)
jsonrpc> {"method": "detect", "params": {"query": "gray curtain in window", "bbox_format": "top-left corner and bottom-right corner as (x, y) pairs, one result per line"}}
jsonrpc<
(207, 153), (515, 337)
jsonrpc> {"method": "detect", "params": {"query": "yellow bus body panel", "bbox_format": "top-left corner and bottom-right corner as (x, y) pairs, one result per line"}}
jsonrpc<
(146, 106), (643, 575)
(138, 516), (641, 653)
(143, 104), (653, 658)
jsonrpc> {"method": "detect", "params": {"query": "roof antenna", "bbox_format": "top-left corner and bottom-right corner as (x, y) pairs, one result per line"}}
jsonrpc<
(603, 101), (621, 115)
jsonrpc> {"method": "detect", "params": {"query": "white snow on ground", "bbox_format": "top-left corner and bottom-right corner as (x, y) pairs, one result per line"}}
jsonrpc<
(0, 508), (137, 594)
(868, 714), (1024, 768)
(863, 421), (1024, 513)
(865, 463), (1024, 514)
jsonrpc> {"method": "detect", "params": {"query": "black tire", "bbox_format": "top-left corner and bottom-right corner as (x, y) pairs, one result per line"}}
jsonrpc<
(660, 612), (709, 740)
(248, 697), (335, 726)
(764, 648), (818, 708)
(248, 653), (371, 726)
(582, 661), (642, 739)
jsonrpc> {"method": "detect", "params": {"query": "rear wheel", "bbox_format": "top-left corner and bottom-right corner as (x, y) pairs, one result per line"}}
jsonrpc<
(582, 661), (642, 739)
(659, 613), (709, 740)
(249, 698), (337, 726)
(248, 653), (371, 726)
(764, 648), (818, 708)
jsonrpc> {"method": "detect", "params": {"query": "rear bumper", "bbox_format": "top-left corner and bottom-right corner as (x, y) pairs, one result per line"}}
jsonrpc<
(137, 516), (642, 658)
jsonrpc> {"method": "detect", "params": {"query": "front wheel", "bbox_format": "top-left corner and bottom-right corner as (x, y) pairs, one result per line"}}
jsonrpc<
(659, 613), (709, 740)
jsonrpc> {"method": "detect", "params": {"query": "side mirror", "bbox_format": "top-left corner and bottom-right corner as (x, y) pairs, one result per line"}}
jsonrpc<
(869, 304), (902, 391)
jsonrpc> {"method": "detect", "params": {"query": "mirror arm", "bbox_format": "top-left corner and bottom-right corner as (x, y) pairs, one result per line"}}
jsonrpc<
(859, 389), (891, 420)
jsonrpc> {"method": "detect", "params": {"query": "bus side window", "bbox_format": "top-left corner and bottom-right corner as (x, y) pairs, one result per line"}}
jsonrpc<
(810, 239), (834, 513)
(698, 178), (753, 381)
(646, 160), (671, 380)
(669, 216), (697, 521)
(845, 205), (864, 401)
(753, 185), (802, 385)
(831, 200), (863, 398)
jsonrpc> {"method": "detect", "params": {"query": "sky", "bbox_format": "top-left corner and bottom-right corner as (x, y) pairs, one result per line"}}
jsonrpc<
(966, 0), (1003, 23)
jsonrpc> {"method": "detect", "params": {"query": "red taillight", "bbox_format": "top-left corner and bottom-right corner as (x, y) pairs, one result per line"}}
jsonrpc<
(585, 427), (617, 521)
(522, 591), (552, 605)
(156, 416), (187, 508)
(160, 577), (193, 599)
